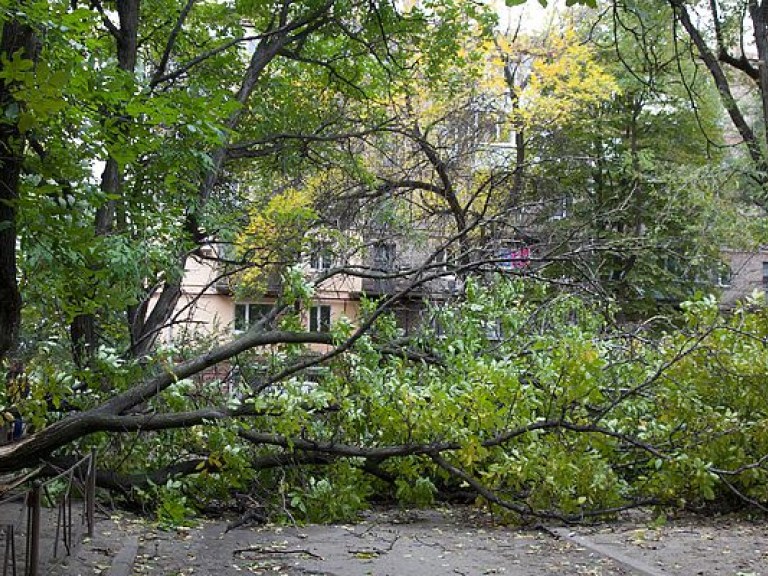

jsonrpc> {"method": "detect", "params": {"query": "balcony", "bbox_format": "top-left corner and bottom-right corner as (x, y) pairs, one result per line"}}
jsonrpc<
(215, 269), (283, 296)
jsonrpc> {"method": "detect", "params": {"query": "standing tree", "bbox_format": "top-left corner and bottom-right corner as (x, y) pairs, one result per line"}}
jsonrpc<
(496, 14), (739, 315)
(0, 0), (501, 471)
(633, 0), (768, 210)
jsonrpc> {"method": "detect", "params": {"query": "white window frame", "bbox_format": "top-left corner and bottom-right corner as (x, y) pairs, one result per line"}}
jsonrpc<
(309, 305), (332, 333)
(234, 303), (273, 332)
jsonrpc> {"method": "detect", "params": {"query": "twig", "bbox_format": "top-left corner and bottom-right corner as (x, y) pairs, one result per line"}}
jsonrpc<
(233, 546), (323, 560)
(347, 534), (399, 556)
(714, 472), (768, 513)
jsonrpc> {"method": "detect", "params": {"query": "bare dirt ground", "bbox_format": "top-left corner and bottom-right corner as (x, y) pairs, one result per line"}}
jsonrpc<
(56, 507), (768, 576)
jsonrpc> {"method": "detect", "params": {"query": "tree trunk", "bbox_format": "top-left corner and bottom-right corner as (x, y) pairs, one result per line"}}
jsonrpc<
(128, 29), (293, 357)
(0, 18), (35, 361)
(749, 0), (768, 154)
(70, 0), (140, 367)
(670, 0), (767, 181)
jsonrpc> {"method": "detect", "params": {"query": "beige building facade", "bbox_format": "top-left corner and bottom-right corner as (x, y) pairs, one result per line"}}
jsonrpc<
(156, 246), (363, 348)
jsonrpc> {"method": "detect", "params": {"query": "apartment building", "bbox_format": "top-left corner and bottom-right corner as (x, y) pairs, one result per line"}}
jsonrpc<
(719, 248), (768, 308)
(162, 225), (749, 350)
(157, 227), (478, 348)
(158, 244), (363, 347)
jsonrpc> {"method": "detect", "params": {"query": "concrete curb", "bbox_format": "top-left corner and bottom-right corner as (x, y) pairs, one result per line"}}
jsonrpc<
(105, 535), (139, 576)
(551, 528), (668, 576)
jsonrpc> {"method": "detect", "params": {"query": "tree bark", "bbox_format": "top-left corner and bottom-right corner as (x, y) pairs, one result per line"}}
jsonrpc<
(0, 18), (36, 361)
(71, 0), (141, 367)
(749, 0), (768, 155)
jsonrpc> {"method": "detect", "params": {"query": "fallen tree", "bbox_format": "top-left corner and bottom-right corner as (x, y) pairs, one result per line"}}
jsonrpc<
(10, 278), (768, 524)
(222, 287), (768, 522)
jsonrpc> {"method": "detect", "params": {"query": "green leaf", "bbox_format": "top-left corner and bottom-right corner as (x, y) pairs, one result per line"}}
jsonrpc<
(17, 111), (34, 133)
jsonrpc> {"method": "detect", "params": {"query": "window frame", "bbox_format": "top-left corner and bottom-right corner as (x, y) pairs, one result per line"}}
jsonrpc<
(309, 304), (332, 333)
(234, 303), (273, 332)
(309, 243), (333, 271)
(373, 241), (397, 271)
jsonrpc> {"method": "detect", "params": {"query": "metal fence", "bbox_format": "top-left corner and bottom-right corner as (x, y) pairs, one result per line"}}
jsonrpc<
(0, 451), (96, 576)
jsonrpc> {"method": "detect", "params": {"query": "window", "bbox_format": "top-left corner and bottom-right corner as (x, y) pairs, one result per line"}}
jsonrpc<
(435, 247), (454, 273)
(716, 264), (732, 288)
(373, 242), (396, 271)
(309, 305), (331, 333)
(763, 262), (768, 287)
(310, 243), (333, 271)
(234, 303), (273, 331)
(549, 196), (571, 221)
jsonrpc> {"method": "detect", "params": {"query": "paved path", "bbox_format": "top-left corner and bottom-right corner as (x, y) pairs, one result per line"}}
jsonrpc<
(57, 508), (768, 576)
(1, 498), (88, 576)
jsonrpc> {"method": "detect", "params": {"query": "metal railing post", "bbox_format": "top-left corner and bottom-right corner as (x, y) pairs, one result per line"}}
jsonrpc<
(86, 449), (96, 537)
(2, 524), (17, 576)
(25, 484), (40, 576)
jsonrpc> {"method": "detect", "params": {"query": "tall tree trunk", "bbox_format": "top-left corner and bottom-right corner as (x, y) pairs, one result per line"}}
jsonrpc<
(129, 27), (293, 358)
(0, 18), (35, 362)
(749, 0), (768, 154)
(670, 0), (767, 181)
(71, 0), (140, 367)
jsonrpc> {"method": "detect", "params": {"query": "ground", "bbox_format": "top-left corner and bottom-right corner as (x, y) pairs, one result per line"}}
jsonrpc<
(57, 507), (768, 576)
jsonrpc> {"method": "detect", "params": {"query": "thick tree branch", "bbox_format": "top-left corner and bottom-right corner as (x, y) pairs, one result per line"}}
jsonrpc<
(136, 2), (335, 353)
(89, 0), (121, 40)
(44, 456), (215, 494)
(429, 453), (537, 518)
(408, 126), (467, 233)
(709, 0), (759, 80)
(150, 35), (258, 87)
(669, 0), (766, 180)
(378, 177), (446, 196)
(239, 419), (668, 461)
(225, 126), (389, 159)
(104, 330), (332, 415)
(0, 330), (333, 471)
